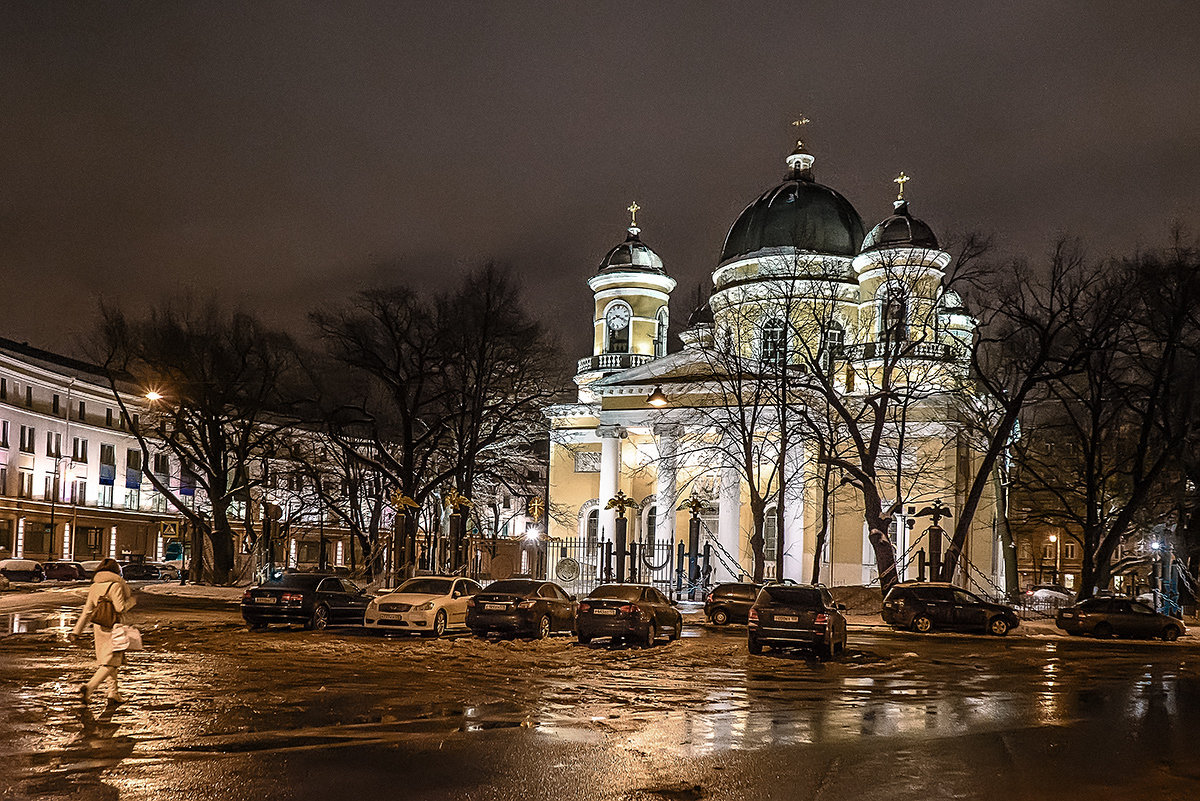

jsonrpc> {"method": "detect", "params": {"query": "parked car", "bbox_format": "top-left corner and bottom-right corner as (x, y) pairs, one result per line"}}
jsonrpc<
(1022, 584), (1075, 608)
(577, 583), (683, 646)
(79, 560), (112, 578)
(0, 559), (45, 582)
(747, 584), (847, 658)
(242, 574), (372, 630)
(43, 561), (89, 581)
(1056, 596), (1187, 640)
(881, 582), (1019, 636)
(150, 562), (181, 581)
(466, 578), (576, 639)
(365, 576), (483, 636)
(120, 562), (164, 581)
(704, 582), (760, 625)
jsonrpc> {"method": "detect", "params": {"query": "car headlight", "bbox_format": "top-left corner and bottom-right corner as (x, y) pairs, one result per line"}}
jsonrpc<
(416, 601), (436, 611)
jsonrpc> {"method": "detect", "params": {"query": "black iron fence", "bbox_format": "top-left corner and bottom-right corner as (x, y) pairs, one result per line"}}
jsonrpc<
(547, 536), (689, 599)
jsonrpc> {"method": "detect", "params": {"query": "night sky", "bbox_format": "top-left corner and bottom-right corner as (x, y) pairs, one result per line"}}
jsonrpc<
(3, 2), (1199, 359)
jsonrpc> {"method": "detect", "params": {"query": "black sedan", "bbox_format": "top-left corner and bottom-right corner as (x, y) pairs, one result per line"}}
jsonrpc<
(576, 583), (683, 647)
(1057, 596), (1187, 640)
(466, 579), (576, 639)
(241, 574), (373, 630)
(43, 561), (88, 581)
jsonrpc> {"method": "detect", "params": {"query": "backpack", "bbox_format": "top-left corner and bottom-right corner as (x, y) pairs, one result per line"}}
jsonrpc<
(91, 583), (120, 629)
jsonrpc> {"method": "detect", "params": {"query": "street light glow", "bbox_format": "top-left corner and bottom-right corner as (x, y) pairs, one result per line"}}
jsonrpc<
(145, 391), (163, 402)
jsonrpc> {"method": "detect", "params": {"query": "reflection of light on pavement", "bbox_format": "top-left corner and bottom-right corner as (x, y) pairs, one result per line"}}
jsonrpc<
(1037, 643), (1061, 722)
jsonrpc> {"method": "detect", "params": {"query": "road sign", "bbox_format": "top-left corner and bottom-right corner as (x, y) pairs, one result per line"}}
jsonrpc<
(160, 521), (179, 536)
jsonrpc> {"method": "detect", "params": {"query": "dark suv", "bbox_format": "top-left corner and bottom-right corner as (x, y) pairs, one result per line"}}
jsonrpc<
(747, 584), (847, 658)
(882, 582), (1018, 636)
(704, 582), (760, 625)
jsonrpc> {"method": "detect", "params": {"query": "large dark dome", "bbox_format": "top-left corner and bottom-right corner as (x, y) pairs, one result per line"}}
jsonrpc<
(861, 200), (939, 252)
(720, 174), (865, 263)
(597, 228), (665, 275)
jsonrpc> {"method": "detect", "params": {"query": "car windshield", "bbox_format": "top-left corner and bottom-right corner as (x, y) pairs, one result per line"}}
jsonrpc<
(484, 580), (537, 595)
(589, 585), (643, 601)
(266, 574), (323, 590)
(397, 578), (453, 595)
(760, 586), (825, 607)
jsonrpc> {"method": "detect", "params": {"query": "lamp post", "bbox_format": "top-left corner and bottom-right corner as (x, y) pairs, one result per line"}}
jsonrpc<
(1049, 533), (1061, 583)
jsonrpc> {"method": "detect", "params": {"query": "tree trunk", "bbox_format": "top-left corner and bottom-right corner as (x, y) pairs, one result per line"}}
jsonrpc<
(208, 504), (235, 585)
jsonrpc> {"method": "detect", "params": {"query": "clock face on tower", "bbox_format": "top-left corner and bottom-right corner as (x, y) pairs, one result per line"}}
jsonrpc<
(605, 303), (631, 330)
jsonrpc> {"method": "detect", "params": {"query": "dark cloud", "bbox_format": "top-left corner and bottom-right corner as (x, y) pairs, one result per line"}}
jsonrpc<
(2, 2), (1198, 357)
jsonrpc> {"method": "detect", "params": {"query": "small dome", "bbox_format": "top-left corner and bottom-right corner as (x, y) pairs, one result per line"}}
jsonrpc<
(720, 149), (865, 263)
(597, 227), (665, 274)
(861, 200), (939, 253)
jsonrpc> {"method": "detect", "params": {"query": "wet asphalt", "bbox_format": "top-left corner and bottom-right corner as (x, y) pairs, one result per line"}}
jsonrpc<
(1, 589), (1198, 800)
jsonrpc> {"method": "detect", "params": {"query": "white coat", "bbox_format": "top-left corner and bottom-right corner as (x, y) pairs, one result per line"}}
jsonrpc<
(73, 570), (135, 667)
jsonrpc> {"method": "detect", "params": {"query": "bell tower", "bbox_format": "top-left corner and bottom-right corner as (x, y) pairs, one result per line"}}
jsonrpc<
(576, 204), (676, 402)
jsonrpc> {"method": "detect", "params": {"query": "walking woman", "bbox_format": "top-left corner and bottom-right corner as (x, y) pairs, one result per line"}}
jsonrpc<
(70, 558), (135, 704)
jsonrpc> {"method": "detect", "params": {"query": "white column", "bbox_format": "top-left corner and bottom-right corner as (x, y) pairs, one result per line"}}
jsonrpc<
(718, 460), (741, 579)
(597, 426), (624, 543)
(781, 442), (806, 583)
(63, 523), (73, 563)
(109, 526), (118, 558)
(654, 426), (677, 546)
(15, 517), (25, 558)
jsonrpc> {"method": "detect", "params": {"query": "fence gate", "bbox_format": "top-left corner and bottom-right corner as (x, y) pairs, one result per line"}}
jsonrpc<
(548, 536), (678, 599)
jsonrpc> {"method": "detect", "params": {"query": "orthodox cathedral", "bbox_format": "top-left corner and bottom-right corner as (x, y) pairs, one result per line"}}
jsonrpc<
(544, 133), (1003, 592)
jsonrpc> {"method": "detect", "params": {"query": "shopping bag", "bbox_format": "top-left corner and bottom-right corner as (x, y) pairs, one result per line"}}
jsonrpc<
(111, 624), (143, 652)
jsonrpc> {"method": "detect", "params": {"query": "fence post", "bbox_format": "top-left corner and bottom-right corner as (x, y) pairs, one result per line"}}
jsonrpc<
(676, 541), (685, 599)
(701, 542), (712, 599)
(603, 540), (613, 583)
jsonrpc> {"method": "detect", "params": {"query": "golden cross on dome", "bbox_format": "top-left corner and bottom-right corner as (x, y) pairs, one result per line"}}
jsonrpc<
(792, 116), (810, 146)
(627, 201), (641, 228)
(894, 171), (910, 200)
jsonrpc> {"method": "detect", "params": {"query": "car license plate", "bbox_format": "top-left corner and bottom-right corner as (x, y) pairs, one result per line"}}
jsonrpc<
(485, 603), (506, 611)
(254, 597), (277, 604)
(595, 608), (617, 615)
(775, 615), (798, 623)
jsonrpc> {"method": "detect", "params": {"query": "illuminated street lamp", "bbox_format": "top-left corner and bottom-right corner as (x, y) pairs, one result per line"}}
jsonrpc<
(1049, 532), (1061, 582)
(646, 386), (668, 408)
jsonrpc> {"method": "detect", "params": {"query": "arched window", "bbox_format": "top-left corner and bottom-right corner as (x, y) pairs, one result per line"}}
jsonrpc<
(654, 308), (669, 358)
(879, 286), (909, 342)
(763, 510), (779, 563)
(760, 318), (786, 365)
(604, 301), (631, 353)
(820, 322), (844, 372)
(644, 505), (658, 547)
(586, 508), (599, 549)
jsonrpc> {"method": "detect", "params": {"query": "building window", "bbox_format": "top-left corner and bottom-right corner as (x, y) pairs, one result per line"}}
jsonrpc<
(77, 401), (86, 422)
(99, 484), (114, 508)
(19, 425), (34, 454)
(0, 378), (5, 400)
(125, 489), (141, 510)
(604, 302), (631, 354)
(46, 431), (62, 458)
(44, 472), (59, 502)
(0, 420), (8, 448)
(71, 479), (87, 505)
(100, 444), (115, 466)
(106, 408), (114, 427)
(72, 437), (88, 463)
(821, 322), (844, 371)
(25, 386), (33, 408)
(150, 491), (167, 513)
(760, 318), (786, 366)
(126, 449), (142, 471)
(654, 308), (669, 358)
(0, 465), (6, 495)
(586, 508), (599, 549)
(52, 394), (60, 415)
(153, 453), (169, 475)
(574, 452), (601, 473)
(1042, 544), (1055, 560)
(1063, 542), (1077, 560)
(763, 509), (779, 563)
(879, 285), (909, 342)
(18, 469), (33, 499)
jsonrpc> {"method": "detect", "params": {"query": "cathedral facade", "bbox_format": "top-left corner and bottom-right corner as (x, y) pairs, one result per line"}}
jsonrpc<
(545, 140), (1004, 592)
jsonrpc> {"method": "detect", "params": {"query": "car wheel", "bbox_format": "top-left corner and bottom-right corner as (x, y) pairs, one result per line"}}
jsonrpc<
(536, 615), (551, 640)
(432, 609), (447, 638)
(817, 640), (834, 661)
(643, 621), (657, 648)
(912, 615), (933, 634)
(1093, 622), (1114, 639)
(712, 608), (729, 626)
(747, 634), (763, 655)
(988, 617), (1010, 636)
(307, 604), (330, 631)
(1162, 626), (1180, 642)
(578, 632), (592, 645)
(670, 618), (682, 641)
